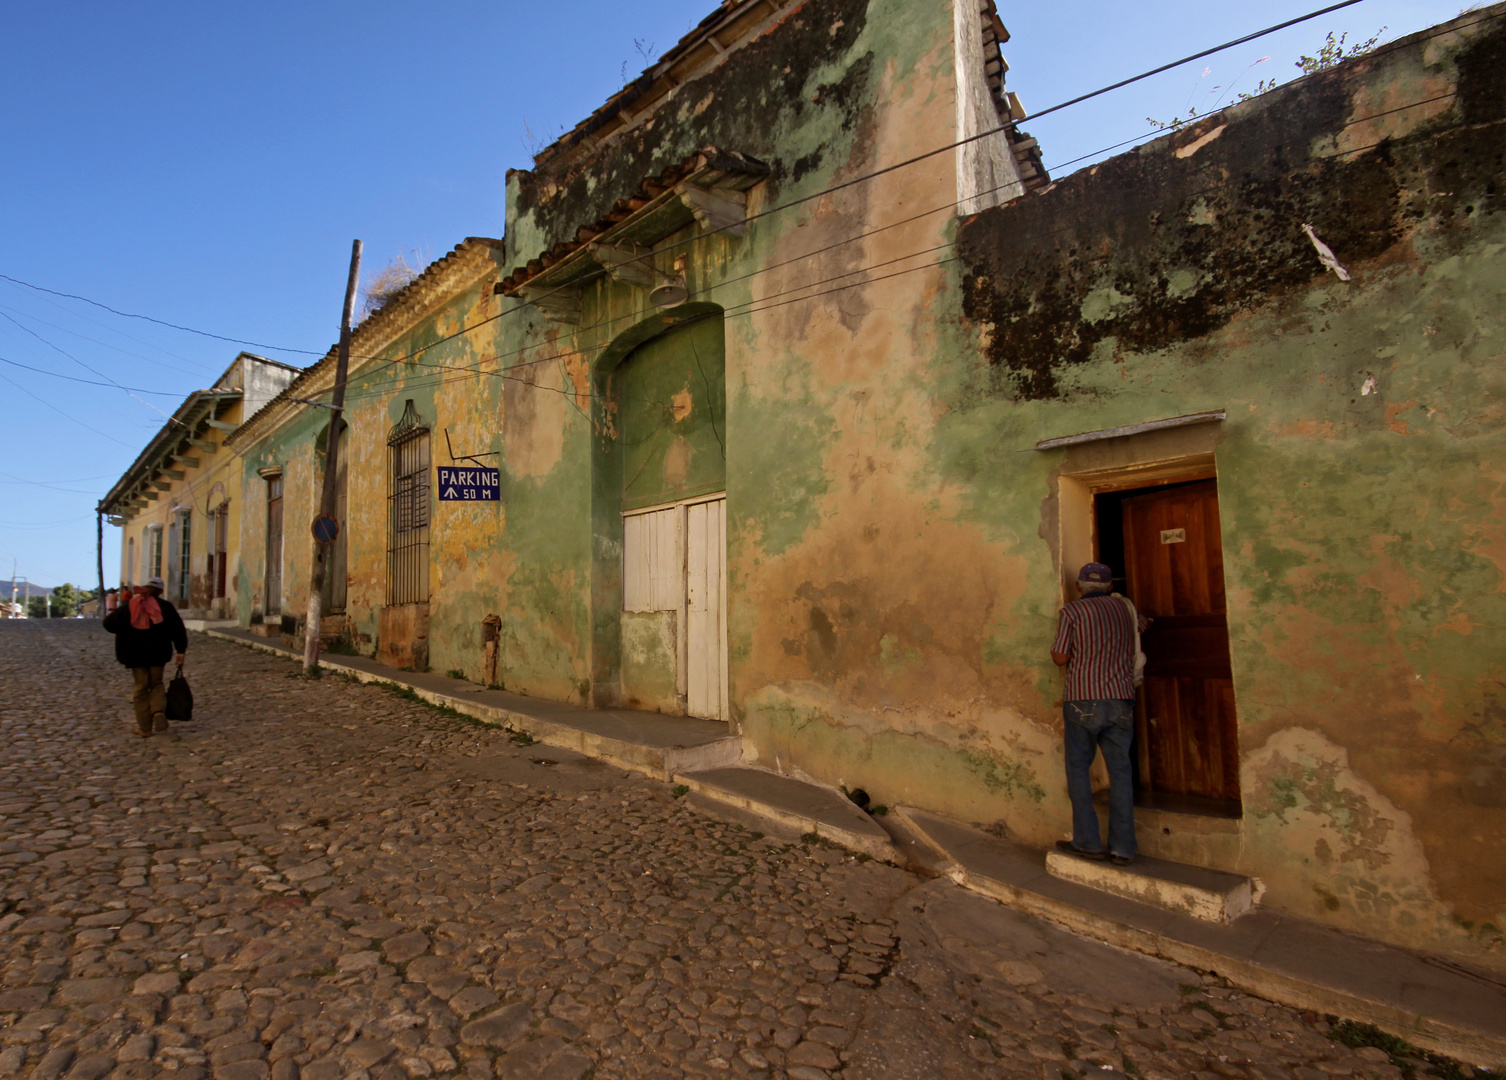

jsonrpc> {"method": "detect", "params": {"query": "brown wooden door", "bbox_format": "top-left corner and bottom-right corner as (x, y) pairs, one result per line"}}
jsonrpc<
(265, 477), (283, 617)
(1122, 480), (1239, 805)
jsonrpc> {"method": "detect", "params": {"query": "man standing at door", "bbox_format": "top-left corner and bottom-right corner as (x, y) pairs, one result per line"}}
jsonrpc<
(1050, 562), (1147, 865)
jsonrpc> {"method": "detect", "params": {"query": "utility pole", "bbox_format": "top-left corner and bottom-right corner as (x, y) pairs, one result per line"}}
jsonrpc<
(304, 239), (363, 674)
(96, 510), (106, 619)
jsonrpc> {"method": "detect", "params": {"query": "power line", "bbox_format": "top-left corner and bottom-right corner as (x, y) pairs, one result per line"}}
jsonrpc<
(12, 4), (1496, 442)
(0, 0), (1394, 388)
(0, 273), (324, 356)
(1025, 0), (1367, 124)
(0, 354), (179, 395)
(0, 368), (137, 447)
(326, 95), (1484, 412)
(0, 302), (213, 378)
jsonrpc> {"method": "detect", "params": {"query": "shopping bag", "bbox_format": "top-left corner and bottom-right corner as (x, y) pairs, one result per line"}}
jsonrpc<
(165, 672), (194, 721)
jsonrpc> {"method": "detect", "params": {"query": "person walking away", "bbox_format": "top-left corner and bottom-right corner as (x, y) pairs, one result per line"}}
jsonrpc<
(103, 576), (187, 737)
(1050, 562), (1149, 865)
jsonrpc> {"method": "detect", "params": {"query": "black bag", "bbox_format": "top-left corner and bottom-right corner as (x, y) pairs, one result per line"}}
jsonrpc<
(165, 671), (194, 721)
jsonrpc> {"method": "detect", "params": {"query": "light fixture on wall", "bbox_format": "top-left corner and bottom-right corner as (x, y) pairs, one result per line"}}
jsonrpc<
(650, 255), (690, 310)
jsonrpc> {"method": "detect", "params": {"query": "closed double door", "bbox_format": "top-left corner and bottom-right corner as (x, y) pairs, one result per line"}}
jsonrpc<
(622, 495), (727, 719)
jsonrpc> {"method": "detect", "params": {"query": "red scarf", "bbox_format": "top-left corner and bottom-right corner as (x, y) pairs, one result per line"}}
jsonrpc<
(129, 592), (163, 630)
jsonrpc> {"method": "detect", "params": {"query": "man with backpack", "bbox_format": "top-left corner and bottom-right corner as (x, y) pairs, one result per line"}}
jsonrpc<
(103, 576), (187, 737)
(1050, 562), (1149, 866)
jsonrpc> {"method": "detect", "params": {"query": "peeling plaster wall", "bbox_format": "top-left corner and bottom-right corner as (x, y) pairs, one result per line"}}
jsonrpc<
(223, 0), (1504, 962)
(234, 264), (513, 682)
(951, 8), (1506, 961)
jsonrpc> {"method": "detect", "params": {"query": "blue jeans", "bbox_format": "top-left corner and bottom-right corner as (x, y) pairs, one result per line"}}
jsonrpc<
(1064, 700), (1136, 858)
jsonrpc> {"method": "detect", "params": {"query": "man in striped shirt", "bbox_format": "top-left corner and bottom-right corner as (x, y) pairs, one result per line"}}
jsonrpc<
(1050, 562), (1149, 865)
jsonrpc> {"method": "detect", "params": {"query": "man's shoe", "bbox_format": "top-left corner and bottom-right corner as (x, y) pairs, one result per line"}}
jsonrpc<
(152, 713), (169, 733)
(1109, 853), (1135, 866)
(1055, 840), (1107, 861)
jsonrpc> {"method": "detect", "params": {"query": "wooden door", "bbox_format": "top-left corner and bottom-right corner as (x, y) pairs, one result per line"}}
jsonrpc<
(265, 477), (283, 616)
(685, 497), (728, 721)
(213, 505), (228, 600)
(1122, 480), (1239, 805)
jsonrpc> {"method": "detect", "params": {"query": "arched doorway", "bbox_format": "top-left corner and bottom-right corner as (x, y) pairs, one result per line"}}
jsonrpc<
(598, 310), (727, 719)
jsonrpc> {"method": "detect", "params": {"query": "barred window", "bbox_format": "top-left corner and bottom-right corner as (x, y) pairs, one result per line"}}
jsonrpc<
(387, 400), (430, 606)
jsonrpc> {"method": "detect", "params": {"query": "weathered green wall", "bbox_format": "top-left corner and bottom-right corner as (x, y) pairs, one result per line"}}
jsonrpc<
(942, 11), (1506, 959)
(619, 317), (726, 511)
(233, 0), (1505, 963)
(500, 0), (1506, 961)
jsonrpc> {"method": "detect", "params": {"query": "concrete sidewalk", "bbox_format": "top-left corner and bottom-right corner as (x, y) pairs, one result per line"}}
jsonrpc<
(898, 806), (1506, 1068)
(203, 625), (1506, 1070)
(205, 627), (741, 780)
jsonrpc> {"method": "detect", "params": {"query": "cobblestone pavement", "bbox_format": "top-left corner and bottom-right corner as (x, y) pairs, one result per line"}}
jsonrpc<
(0, 622), (1452, 1080)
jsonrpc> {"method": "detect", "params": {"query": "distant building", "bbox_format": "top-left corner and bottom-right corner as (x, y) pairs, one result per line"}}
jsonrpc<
(98, 352), (299, 620)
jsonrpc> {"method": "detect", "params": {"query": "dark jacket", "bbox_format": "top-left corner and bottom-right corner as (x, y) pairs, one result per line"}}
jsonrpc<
(104, 596), (188, 668)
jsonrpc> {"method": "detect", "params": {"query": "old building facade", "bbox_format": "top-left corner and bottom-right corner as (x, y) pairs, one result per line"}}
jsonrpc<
(209, 0), (1505, 965)
(100, 352), (298, 619)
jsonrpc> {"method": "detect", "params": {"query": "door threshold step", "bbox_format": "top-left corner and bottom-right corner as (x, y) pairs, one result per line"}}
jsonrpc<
(676, 767), (897, 861)
(1045, 848), (1254, 923)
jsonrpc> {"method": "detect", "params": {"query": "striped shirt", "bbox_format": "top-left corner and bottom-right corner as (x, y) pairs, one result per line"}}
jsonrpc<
(1052, 592), (1147, 702)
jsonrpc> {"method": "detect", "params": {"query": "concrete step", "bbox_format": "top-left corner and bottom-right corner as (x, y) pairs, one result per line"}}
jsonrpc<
(895, 805), (1506, 1068)
(676, 766), (897, 861)
(182, 618), (238, 633)
(1045, 848), (1255, 923)
(203, 627), (743, 781)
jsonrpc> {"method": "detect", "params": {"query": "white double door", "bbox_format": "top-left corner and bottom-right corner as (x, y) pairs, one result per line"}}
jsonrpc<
(622, 494), (728, 720)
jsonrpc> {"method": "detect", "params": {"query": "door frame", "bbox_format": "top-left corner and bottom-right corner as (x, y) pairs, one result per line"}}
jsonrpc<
(1046, 420), (1233, 811)
(621, 489), (729, 719)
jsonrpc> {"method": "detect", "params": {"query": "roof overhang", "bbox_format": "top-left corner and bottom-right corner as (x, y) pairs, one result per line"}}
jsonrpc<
(500, 146), (768, 318)
(99, 390), (241, 522)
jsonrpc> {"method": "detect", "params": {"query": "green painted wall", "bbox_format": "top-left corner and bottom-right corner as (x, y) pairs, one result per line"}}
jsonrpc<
(232, 0), (1506, 963)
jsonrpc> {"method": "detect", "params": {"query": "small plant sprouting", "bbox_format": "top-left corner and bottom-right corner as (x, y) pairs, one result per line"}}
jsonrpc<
(446, 668), (466, 681)
(672, 784), (690, 799)
(1148, 27), (1385, 130)
(508, 729), (537, 746)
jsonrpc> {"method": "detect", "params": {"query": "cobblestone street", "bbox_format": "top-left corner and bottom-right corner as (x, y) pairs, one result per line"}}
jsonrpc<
(0, 622), (1443, 1080)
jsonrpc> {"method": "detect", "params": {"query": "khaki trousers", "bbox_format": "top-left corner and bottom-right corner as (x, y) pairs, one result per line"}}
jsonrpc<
(131, 667), (166, 733)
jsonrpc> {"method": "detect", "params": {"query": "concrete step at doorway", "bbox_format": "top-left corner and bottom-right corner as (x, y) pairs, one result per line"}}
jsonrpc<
(1045, 848), (1255, 923)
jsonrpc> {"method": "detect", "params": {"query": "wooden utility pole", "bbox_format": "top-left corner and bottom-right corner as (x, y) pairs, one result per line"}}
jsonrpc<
(304, 239), (363, 674)
(96, 510), (105, 619)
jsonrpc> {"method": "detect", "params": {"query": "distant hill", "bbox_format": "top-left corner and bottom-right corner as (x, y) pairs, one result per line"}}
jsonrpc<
(0, 581), (53, 598)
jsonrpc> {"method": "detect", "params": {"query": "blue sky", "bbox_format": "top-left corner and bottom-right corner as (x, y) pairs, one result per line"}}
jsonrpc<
(0, 0), (1466, 590)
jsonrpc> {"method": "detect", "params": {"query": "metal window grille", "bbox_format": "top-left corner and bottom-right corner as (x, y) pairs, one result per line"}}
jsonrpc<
(176, 510), (191, 604)
(387, 401), (430, 606)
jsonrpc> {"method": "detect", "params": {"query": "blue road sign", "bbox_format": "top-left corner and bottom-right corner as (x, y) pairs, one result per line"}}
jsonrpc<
(438, 466), (500, 502)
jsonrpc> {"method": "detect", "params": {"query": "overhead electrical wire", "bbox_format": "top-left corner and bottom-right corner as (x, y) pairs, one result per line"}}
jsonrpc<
(277, 0), (1491, 402)
(322, 88), (1469, 410)
(83, 81), (1481, 433)
(0, 302), (215, 378)
(0, 0), (1395, 388)
(47, 2), (1500, 551)
(0, 354), (179, 395)
(0, 272), (325, 357)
